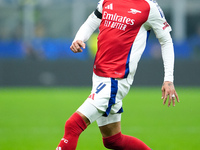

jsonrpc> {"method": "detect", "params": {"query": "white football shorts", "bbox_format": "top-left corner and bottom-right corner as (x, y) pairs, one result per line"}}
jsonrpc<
(77, 73), (131, 126)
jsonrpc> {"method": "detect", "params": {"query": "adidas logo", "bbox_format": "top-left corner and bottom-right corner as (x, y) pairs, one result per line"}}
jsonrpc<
(56, 147), (61, 150)
(105, 3), (113, 10)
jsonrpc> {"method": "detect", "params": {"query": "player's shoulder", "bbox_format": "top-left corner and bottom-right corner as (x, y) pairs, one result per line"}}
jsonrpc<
(145, 0), (158, 4)
(145, 0), (164, 11)
(97, 0), (104, 12)
(145, 0), (165, 17)
(145, 0), (159, 7)
(97, 0), (104, 6)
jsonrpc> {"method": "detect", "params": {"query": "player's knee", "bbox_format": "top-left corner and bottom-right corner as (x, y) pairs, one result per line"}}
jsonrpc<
(64, 113), (87, 136)
(64, 119), (74, 132)
(64, 116), (81, 135)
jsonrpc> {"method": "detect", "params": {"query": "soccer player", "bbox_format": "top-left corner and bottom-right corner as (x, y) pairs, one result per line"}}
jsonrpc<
(56, 0), (180, 149)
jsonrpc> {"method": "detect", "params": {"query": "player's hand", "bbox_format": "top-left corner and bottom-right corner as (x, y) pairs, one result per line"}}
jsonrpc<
(70, 40), (86, 53)
(161, 81), (180, 107)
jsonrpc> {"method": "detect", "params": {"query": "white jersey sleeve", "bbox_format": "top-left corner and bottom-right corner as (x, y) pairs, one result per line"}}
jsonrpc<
(73, 1), (103, 42)
(159, 34), (174, 82)
(96, 0), (104, 13)
(145, 0), (174, 82)
(146, 1), (172, 38)
(73, 13), (101, 42)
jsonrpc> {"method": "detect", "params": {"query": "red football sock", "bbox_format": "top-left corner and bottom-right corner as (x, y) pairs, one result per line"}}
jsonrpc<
(103, 132), (151, 150)
(56, 113), (87, 150)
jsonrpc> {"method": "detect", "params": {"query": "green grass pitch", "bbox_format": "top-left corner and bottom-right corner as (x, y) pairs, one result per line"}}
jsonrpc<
(0, 87), (200, 150)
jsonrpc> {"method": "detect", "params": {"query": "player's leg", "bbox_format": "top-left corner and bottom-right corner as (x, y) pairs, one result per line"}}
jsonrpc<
(56, 112), (88, 150)
(97, 114), (151, 150)
(56, 73), (112, 150)
(56, 100), (103, 150)
(97, 113), (122, 137)
(95, 75), (151, 149)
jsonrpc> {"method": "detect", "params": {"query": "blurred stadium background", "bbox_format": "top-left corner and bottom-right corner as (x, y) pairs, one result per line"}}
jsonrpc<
(0, 0), (199, 86)
(0, 1), (200, 150)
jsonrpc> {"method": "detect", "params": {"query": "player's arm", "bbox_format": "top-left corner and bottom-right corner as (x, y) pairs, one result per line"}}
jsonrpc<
(146, 2), (179, 106)
(70, 0), (103, 53)
(159, 34), (179, 107)
(70, 12), (101, 53)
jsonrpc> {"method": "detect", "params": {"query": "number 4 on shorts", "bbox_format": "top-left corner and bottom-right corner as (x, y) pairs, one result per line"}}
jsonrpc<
(95, 82), (106, 94)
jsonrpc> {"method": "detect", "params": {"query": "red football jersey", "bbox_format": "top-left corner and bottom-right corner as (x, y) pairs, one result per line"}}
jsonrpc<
(94, 0), (150, 78)
(73, 0), (173, 83)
